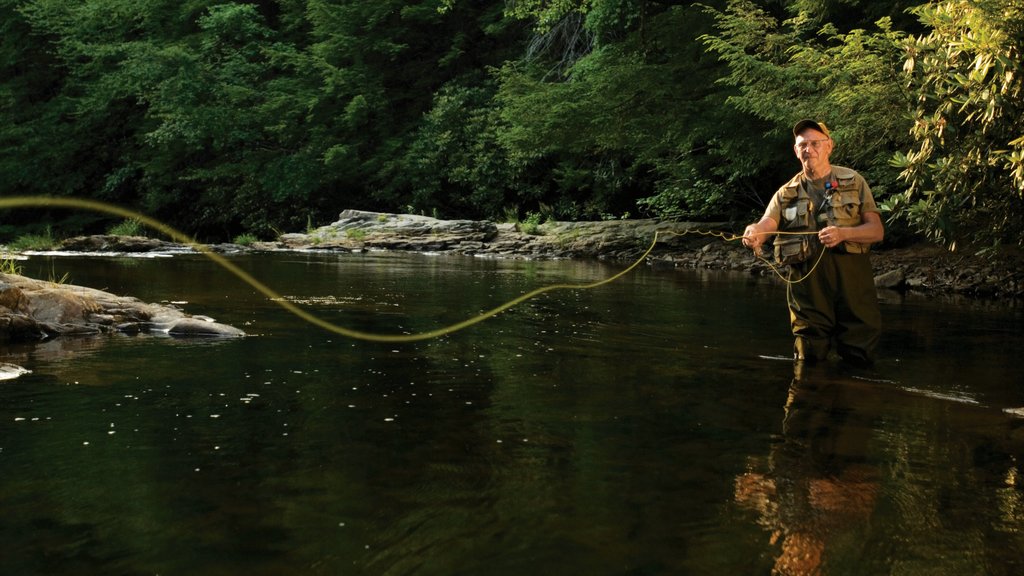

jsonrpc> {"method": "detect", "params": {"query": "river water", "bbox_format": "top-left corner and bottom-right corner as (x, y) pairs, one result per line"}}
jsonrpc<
(2, 251), (1023, 575)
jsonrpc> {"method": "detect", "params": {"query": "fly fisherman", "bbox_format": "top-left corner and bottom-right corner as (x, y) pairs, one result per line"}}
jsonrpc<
(742, 120), (884, 365)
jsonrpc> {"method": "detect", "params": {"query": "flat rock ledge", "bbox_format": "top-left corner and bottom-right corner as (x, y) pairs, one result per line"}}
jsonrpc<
(0, 272), (244, 343)
(273, 209), (729, 261)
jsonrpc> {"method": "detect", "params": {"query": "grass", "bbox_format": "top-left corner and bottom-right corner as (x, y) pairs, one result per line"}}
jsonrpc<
(107, 218), (146, 236)
(47, 267), (71, 285)
(0, 254), (68, 283)
(8, 226), (57, 251)
(233, 233), (259, 246)
(502, 206), (520, 225)
(0, 255), (22, 275)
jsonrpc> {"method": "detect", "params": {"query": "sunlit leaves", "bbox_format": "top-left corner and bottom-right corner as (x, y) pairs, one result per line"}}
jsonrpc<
(895, 0), (1024, 248)
(701, 0), (911, 202)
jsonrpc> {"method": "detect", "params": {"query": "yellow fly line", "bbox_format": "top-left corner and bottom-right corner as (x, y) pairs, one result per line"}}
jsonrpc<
(655, 228), (825, 284)
(0, 196), (821, 343)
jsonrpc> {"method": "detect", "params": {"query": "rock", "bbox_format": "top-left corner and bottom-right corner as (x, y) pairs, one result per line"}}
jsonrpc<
(0, 272), (244, 342)
(874, 268), (905, 289)
(0, 363), (30, 381)
(58, 235), (185, 253)
(56, 236), (247, 255)
(167, 317), (245, 337)
(0, 314), (44, 340)
(0, 284), (30, 312)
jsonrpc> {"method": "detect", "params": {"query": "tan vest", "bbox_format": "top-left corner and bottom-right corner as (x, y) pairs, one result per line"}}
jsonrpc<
(777, 166), (870, 254)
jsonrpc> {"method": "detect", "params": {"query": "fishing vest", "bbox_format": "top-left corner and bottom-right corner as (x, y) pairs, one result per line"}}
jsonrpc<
(774, 166), (870, 265)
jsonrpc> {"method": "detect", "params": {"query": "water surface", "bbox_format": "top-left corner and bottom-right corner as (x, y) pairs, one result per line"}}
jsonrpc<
(2, 252), (1023, 575)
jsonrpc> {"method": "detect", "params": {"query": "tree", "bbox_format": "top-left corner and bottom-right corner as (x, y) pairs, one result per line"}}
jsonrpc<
(891, 0), (1024, 250)
(491, 1), (774, 221)
(700, 0), (914, 208)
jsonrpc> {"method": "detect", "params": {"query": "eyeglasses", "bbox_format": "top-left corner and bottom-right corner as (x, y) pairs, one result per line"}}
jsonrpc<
(795, 139), (830, 151)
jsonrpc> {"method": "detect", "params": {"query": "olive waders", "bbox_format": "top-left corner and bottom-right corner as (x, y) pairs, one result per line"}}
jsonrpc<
(786, 245), (881, 364)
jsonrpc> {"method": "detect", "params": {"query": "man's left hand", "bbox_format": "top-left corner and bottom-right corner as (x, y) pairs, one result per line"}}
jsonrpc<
(818, 226), (844, 249)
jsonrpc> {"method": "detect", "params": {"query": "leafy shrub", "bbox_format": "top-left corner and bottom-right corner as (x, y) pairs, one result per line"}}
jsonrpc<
(518, 211), (544, 235)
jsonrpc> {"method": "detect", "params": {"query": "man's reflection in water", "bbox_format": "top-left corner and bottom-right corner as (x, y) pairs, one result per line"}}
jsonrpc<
(734, 363), (880, 575)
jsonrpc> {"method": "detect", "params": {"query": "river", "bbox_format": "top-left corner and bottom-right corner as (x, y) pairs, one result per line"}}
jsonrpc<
(2, 251), (1023, 575)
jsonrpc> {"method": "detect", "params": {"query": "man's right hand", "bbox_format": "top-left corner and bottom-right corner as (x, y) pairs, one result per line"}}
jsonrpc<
(742, 218), (778, 256)
(742, 223), (764, 251)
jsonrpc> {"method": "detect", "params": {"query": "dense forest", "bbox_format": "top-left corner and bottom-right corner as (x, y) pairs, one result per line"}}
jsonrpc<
(1, 0), (1021, 250)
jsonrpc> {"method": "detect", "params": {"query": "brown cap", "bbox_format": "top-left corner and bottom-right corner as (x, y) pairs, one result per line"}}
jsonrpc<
(793, 119), (830, 138)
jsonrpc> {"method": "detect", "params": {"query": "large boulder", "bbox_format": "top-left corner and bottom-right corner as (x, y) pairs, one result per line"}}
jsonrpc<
(278, 210), (499, 252)
(0, 273), (244, 342)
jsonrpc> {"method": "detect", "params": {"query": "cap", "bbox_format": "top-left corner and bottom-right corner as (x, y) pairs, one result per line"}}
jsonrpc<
(793, 119), (830, 138)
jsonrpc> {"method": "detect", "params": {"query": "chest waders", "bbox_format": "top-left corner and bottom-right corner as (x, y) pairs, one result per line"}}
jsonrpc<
(777, 169), (881, 364)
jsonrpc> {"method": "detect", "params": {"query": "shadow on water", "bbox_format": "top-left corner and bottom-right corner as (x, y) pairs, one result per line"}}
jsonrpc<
(1, 252), (1023, 575)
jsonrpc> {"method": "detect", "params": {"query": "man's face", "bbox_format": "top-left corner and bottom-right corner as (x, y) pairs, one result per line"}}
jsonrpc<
(793, 128), (833, 176)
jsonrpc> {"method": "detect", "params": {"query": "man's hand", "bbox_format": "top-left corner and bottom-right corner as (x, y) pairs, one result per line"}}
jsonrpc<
(743, 217), (778, 256)
(743, 223), (766, 253)
(818, 225), (845, 249)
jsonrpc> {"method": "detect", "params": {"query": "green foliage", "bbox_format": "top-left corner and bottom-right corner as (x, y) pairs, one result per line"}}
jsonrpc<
(892, 0), (1024, 249)
(0, 0), (1019, 252)
(700, 0), (913, 205)
(232, 232), (258, 246)
(446, 0), (594, 34)
(518, 211), (545, 235)
(783, 0), (926, 31)
(107, 219), (146, 237)
(0, 255), (22, 275)
(396, 80), (515, 219)
(496, 3), (757, 221)
(9, 226), (57, 251)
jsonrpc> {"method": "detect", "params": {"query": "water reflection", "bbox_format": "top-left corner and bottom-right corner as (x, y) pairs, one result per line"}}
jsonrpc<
(735, 363), (881, 575)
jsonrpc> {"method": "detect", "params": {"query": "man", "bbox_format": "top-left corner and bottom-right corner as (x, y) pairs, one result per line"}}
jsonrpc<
(742, 120), (884, 365)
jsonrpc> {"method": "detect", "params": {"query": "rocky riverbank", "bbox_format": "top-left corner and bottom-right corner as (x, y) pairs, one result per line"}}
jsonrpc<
(26, 209), (1024, 302)
(232, 210), (1020, 300)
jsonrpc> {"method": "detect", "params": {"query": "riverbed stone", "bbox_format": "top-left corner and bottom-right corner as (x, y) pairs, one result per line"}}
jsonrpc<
(0, 272), (244, 342)
(874, 268), (905, 289)
(0, 362), (30, 381)
(167, 317), (245, 337)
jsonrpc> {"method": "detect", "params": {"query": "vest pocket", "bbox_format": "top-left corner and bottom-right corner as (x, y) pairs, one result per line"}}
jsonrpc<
(782, 198), (811, 228)
(830, 189), (861, 227)
(774, 234), (812, 266)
